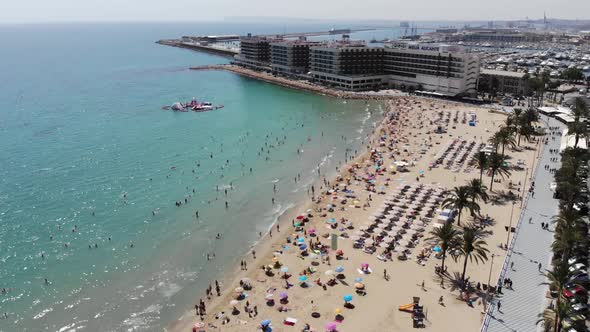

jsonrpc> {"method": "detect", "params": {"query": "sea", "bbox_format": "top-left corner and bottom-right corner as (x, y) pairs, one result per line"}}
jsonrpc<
(0, 22), (421, 331)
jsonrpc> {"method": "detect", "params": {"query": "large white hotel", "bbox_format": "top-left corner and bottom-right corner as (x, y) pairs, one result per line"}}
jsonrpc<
(233, 36), (481, 97)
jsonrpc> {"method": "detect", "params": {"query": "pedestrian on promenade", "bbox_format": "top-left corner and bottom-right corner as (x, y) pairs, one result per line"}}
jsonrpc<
(538, 262), (542, 271)
(497, 300), (502, 312)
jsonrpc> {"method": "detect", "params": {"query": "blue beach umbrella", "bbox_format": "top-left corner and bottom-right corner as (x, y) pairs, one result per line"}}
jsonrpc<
(280, 266), (289, 273)
(299, 244), (308, 250)
(328, 218), (336, 224)
(296, 237), (305, 244)
(343, 294), (353, 302)
(354, 277), (363, 282)
(335, 266), (344, 273)
(261, 319), (271, 326)
(299, 275), (308, 282)
(433, 246), (442, 253)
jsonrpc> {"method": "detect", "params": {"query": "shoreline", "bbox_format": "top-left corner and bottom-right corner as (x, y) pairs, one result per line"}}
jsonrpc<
(168, 100), (385, 332)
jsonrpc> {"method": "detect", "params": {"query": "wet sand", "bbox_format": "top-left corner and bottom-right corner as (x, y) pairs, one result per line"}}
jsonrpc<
(168, 96), (541, 332)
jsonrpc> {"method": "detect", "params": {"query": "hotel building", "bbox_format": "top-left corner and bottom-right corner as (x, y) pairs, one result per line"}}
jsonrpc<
(234, 36), (481, 96)
(270, 39), (320, 75)
(233, 34), (278, 70)
(308, 40), (387, 91)
(383, 42), (481, 96)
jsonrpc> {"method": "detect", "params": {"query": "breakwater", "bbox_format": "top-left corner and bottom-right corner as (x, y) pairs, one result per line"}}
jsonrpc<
(190, 64), (404, 100)
(156, 39), (238, 57)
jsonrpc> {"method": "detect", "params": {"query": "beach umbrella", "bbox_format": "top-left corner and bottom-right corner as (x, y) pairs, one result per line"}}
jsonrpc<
(343, 294), (353, 302)
(230, 299), (239, 306)
(354, 277), (363, 282)
(280, 266), (289, 273)
(325, 270), (334, 276)
(296, 215), (305, 220)
(336, 249), (344, 255)
(364, 239), (374, 246)
(299, 244), (308, 250)
(299, 275), (308, 282)
(354, 283), (365, 289)
(234, 287), (244, 293)
(308, 228), (316, 234)
(361, 263), (369, 269)
(294, 222), (301, 227)
(325, 322), (338, 331)
(265, 293), (274, 300)
(297, 237), (305, 244)
(279, 292), (288, 300)
(334, 308), (343, 314)
(194, 322), (205, 329)
(261, 319), (271, 327)
(335, 266), (344, 273)
(328, 218), (337, 224)
(433, 246), (442, 253)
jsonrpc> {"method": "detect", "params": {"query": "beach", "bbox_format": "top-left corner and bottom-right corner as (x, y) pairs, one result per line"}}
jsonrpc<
(169, 96), (542, 332)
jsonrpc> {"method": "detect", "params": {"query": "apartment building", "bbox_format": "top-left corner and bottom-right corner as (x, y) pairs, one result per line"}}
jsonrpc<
(233, 34), (279, 70)
(270, 39), (319, 75)
(308, 41), (387, 91)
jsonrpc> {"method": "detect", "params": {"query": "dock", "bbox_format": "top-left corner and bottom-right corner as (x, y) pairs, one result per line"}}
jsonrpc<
(156, 39), (238, 58)
(156, 28), (377, 58)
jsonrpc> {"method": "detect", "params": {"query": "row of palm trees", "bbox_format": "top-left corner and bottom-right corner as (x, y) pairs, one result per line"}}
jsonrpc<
(473, 108), (540, 191)
(428, 179), (491, 286)
(540, 100), (589, 332)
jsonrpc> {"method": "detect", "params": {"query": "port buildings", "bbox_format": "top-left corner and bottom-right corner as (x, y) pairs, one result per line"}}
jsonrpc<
(233, 36), (481, 96)
(479, 69), (531, 96)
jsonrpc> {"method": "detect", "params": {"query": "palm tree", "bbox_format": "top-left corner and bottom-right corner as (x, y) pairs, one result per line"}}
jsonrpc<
(473, 151), (489, 182)
(441, 186), (479, 226)
(542, 262), (572, 332)
(567, 97), (589, 148)
(487, 153), (511, 191)
(537, 301), (576, 332)
(467, 178), (488, 217)
(426, 222), (460, 273)
(552, 210), (585, 264)
(490, 127), (516, 157)
(453, 225), (490, 284)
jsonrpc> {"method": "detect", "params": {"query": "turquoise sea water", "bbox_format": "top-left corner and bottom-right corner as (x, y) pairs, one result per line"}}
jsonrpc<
(0, 23), (391, 331)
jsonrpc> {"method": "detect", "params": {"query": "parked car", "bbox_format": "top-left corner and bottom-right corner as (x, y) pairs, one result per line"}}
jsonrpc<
(569, 263), (587, 273)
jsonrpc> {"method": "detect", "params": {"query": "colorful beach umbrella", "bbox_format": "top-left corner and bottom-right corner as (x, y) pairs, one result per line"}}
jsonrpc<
(299, 244), (308, 250)
(328, 218), (337, 224)
(325, 322), (338, 331)
(343, 294), (353, 302)
(280, 266), (289, 273)
(354, 277), (363, 282)
(335, 266), (344, 273)
(279, 292), (288, 299)
(299, 275), (308, 282)
(433, 246), (442, 253)
(261, 319), (271, 326)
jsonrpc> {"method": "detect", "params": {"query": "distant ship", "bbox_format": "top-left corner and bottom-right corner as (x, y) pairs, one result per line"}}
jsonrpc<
(329, 28), (351, 35)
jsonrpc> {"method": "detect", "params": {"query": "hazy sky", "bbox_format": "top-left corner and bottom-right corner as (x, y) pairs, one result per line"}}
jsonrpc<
(1, 0), (588, 23)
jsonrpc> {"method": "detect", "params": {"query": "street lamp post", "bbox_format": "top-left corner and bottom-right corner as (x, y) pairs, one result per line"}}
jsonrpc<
(506, 201), (516, 249)
(484, 254), (496, 312)
(521, 167), (529, 208)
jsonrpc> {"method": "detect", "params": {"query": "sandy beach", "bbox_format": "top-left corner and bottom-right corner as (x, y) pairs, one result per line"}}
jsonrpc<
(169, 96), (541, 332)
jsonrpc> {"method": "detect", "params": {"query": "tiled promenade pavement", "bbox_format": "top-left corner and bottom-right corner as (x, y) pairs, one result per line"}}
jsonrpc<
(484, 115), (565, 332)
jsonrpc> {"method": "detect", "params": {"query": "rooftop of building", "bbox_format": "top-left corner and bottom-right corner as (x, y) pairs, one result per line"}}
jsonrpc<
(480, 69), (527, 78)
(384, 41), (468, 53)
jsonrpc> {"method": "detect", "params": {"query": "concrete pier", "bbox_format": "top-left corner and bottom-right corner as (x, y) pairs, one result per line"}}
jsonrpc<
(156, 40), (238, 58)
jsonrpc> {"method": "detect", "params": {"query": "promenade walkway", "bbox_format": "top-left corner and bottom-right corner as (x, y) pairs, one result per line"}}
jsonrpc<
(484, 115), (565, 332)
